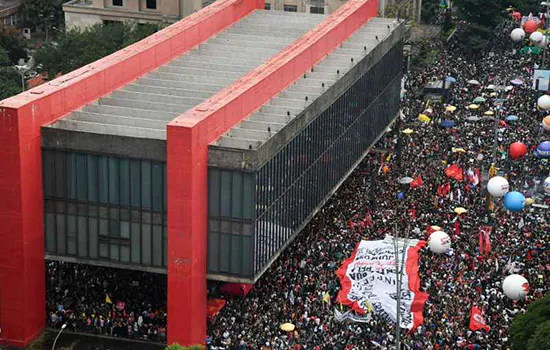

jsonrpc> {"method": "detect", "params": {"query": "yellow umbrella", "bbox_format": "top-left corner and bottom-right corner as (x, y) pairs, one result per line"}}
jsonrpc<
(468, 104), (480, 110)
(484, 111), (495, 116)
(445, 105), (457, 112)
(280, 323), (295, 332)
(489, 92), (498, 97)
(430, 225), (442, 231)
(402, 128), (414, 135)
(418, 114), (431, 123)
(452, 147), (467, 153)
(454, 207), (467, 215)
(525, 198), (534, 206)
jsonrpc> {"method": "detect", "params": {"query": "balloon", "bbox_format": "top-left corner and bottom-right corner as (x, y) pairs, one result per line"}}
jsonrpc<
(510, 28), (525, 42)
(524, 20), (538, 34)
(509, 142), (527, 160)
(544, 177), (550, 195)
(397, 192), (405, 200)
(543, 115), (550, 131)
(487, 176), (509, 197)
(502, 274), (529, 300)
(538, 95), (550, 110)
(530, 31), (544, 43)
(428, 231), (451, 254)
(536, 36), (548, 48)
(537, 141), (550, 157)
(503, 191), (526, 212)
(525, 198), (534, 205)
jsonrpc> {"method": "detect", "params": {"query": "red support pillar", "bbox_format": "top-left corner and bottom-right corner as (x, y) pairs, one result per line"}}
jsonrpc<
(167, 122), (209, 346)
(0, 107), (46, 347)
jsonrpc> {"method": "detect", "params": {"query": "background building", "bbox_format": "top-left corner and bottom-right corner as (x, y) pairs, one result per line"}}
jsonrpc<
(0, 0), (22, 27)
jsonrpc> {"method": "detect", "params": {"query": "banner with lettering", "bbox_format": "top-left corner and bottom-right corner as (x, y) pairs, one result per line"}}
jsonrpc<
(336, 239), (428, 330)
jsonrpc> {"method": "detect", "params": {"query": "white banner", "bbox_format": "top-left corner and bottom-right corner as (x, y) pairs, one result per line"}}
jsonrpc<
(336, 239), (428, 330)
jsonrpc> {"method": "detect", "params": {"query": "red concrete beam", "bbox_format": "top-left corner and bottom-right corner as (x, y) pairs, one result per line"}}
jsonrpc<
(166, 0), (378, 346)
(0, 0), (263, 347)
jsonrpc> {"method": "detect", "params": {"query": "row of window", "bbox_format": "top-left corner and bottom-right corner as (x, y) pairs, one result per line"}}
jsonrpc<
(2, 13), (21, 27)
(112, 0), (157, 10)
(264, 3), (325, 14)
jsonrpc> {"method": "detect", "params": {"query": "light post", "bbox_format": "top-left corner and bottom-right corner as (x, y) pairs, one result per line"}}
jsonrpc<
(393, 223), (409, 350)
(13, 65), (27, 92)
(541, 2), (550, 68)
(52, 324), (67, 350)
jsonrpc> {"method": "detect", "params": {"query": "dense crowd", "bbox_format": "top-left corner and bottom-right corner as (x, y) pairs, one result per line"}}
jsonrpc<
(206, 22), (550, 350)
(44, 17), (550, 350)
(46, 262), (167, 342)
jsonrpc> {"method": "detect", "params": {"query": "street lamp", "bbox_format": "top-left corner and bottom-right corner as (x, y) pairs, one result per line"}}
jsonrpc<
(51, 324), (66, 350)
(13, 65), (27, 92)
(392, 223), (410, 350)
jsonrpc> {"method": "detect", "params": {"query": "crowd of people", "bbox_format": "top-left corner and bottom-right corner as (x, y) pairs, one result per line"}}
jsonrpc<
(44, 14), (550, 350)
(46, 261), (167, 342)
(206, 20), (549, 350)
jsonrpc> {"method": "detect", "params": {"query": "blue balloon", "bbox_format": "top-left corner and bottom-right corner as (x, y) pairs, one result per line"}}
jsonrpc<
(537, 141), (550, 158)
(397, 192), (405, 200)
(503, 191), (525, 212)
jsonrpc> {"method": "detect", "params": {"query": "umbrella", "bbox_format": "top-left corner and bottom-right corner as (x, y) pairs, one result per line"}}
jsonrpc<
(445, 76), (457, 83)
(440, 120), (456, 128)
(452, 147), (467, 153)
(473, 97), (486, 103)
(506, 115), (519, 121)
(466, 116), (481, 121)
(481, 116), (495, 121)
(445, 105), (457, 112)
(505, 85), (514, 92)
(423, 108), (433, 116)
(418, 114), (431, 123)
(398, 176), (414, 184)
(431, 225), (442, 231)
(511, 79), (523, 86)
(484, 111), (495, 116)
(402, 128), (414, 135)
(454, 207), (468, 215)
(468, 104), (480, 110)
(280, 323), (295, 332)
(489, 92), (498, 97)
(486, 84), (496, 90)
(467, 79), (480, 85)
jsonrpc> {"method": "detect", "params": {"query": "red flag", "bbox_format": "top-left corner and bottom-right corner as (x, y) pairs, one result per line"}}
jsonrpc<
(479, 227), (484, 255)
(444, 164), (463, 181)
(469, 306), (491, 332)
(364, 211), (374, 228)
(348, 219), (354, 230)
(484, 227), (491, 256)
(410, 176), (423, 188)
(454, 220), (460, 236)
(409, 208), (417, 221)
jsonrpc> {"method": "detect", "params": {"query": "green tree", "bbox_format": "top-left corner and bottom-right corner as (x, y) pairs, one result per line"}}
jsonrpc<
(0, 46), (11, 67)
(0, 67), (23, 100)
(165, 344), (203, 350)
(0, 24), (27, 64)
(510, 293), (550, 350)
(34, 21), (160, 79)
(21, 0), (67, 39)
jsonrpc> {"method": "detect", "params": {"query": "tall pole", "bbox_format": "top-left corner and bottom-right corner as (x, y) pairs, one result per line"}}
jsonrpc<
(544, 4), (550, 69)
(393, 223), (409, 350)
(52, 324), (66, 350)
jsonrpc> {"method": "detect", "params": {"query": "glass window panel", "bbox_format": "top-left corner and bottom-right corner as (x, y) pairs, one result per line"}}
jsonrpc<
(89, 218), (98, 258)
(87, 155), (98, 202)
(131, 222), (141, 263)
(100, 243), (108, 258)
(67, 214), (77, 255)
(152, 163), (163, 212)
(219, 233), (230, 273)
(243, 173), (254, 219)
(231, 172), (243, 219)
(108, 157), (119, 205)
(163, 226), (167, 267)
(220, 171), (231, 217)
(163, 163), (167, 211)
(121, 245), (130, 263)
(120, 159), (130, 206)
(45, 212), (55, 253)
(141, 161), (152, 209)
(110, 244), (119, 261)
(120, 221), (130, 239)
(208, 169), (220, 217)
(99, 219), (109, 236)
(230, 235), (241, 274)
(98, 157), (109, 204)
(43, 150), (55, 198)
(242, 236), (251, 276)
(130, 160), (141, 207)
(152, 225), (162, 267)
(65, 153), (76, 200)
(76, 154), (87, 201)
(78, 215), (87, 257)
(110, 219), (120, 237)
(142, 224), (151, 265)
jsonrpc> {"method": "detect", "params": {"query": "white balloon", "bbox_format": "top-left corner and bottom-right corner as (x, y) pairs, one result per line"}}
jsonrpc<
(538, 95), (550, 110)
(428, 231), (451, 254)
(510, 28), (526, 42)
(530, 31), (544, 43)
(544, 177), (550, 195)
(536, 36), (548, 48)
(487, 176), (510, 198)
(543, 118), (550, 131)
(502, 274), (529, 300)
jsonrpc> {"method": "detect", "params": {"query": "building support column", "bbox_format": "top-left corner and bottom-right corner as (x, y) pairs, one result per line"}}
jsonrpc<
(414, 0), (422, 23)
(167, 123), (208, 346)
(0, 107), (46, 348)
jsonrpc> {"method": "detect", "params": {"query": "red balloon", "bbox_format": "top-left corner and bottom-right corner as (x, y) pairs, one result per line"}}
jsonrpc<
(524, 20), (538, 34)
(513, 12), (522, 21)
(509, 142), (527, 160)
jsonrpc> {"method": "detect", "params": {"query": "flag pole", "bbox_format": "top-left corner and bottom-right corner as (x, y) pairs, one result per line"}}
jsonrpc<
(394, 223), (410, 350)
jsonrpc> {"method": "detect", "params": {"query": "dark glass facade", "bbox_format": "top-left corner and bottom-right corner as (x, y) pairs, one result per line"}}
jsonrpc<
(42, 150), (167, 269)
(208, 43), (404, 279)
